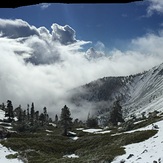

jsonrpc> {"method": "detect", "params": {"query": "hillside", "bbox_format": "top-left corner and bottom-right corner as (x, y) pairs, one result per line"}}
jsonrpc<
(69, 62), (163, 119)
(0, 63), (163, 162)
(0, 106), (163, 162)
(112, 116), (163, 163)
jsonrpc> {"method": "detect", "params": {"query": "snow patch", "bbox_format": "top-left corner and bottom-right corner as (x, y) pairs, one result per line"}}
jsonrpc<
(63, 154), (79, 158)
(82, 128), (103, 133)
(111, 119), (163, 163)
(46, 130), (53, 133)
(71, 136), (79, 140)
(0, 144), (23, 163)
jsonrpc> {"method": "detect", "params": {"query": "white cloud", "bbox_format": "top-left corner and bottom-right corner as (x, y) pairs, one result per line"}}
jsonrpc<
(131, 30), (163, 56)
(146, 0), (163, 15)
(0, 18), (163, 120)
(0, 18), (39, 38)
(51, 23), (77, 45)
(94, 41), (105, 52)
(40, 3), (51, 10)
(0, 18), (90, 65)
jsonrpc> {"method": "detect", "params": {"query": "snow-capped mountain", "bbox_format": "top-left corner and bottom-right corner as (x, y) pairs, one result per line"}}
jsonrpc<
(85, 47), (105, 60)
(69, 62), (163, 118)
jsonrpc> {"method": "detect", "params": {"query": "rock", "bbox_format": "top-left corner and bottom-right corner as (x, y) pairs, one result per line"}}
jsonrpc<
(127, 154), (134, 159)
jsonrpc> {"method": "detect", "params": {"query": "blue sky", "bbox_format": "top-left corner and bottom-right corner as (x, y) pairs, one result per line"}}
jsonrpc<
(0, 1), (163, 118)
(0, 1), (163, 51)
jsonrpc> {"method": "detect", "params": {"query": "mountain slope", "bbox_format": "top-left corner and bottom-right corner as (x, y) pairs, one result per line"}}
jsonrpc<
(111, 118), (163, 163)
(69, 62), (163, 118)
(0, 110), (23, 163)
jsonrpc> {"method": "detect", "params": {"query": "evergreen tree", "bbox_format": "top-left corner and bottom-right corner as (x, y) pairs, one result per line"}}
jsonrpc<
(22, 110), (26, 121)
(30, 102), (35, 125)
(74, 118), (79, 125)
(46, 114), (49, 123)
(86, 117), (98, 128)
(17, 105), (23, 122)
(109, 100), (124, 126)
(39, 113), (45, 126)
(35, 111), (39, 122)
(55, 114), (58, 123)
(6, 100), (14, 122)
(43, 107), (47, 123)
(60, 105), (73, 136)
(86, 112), (98, 128)
(1, 103), (5, 111)
(27, 104), (30, 121)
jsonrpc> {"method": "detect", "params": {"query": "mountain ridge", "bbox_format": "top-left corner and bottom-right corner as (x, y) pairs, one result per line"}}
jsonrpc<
(69, 62), (163, 119)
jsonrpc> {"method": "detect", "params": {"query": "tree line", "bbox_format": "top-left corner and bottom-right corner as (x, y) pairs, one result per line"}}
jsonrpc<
(0, 99), (125, 136)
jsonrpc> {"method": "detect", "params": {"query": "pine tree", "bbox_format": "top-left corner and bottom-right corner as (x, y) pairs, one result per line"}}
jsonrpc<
(86, 111), (98, 128)
(39, 113), (45, 126)
(30, 102), (35, 125)
(109, 100), (124, 126)
(6, 100), (14, 122)
(27, 104), (30, 121)
(1, 103), (5, 111)
(60, 105), (73, 136)
(55, 114), (58, 124)
(43, 107), (47, 123)
(22, 110), (26, 121)
(35, 111), (39, 121)
(17, 105), (23, 122)
(86, 117), (98, 128)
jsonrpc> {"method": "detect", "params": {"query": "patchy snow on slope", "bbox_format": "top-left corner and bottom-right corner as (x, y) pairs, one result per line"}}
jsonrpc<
(0, 109), (5, 120)
(82, 128), (103, 133)
(63, 154), (79, 158)
(0, 109), (23, 163)
(76, 128), (84, 130)
(81, 128), (111, 134)
(71, 136), (79, 140)
(96, 130), (111, 134)
(133, 119), (146, 125)
(46, 129), (53, 133)
(111, 119), (163, 163)
(125, 64), (163, 118)
(0, 144), (23, 163)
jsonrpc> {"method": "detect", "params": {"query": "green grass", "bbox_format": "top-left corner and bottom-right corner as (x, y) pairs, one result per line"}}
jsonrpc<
(0, 117), (160, 163)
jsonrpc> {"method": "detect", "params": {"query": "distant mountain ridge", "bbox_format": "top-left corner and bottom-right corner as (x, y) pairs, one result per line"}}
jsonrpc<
(69, 62), (163, 119)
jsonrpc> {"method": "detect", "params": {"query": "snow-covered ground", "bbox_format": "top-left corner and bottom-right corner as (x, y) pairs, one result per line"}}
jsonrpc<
(0, 144), (23, 163)
(111, 119), (163, 163)
(0, 109), (5, 120)
(124, 63), (163, 118)
(82, 128), (103, 133)
(82, 128), (111, 134)
(0, 110), (23, 163)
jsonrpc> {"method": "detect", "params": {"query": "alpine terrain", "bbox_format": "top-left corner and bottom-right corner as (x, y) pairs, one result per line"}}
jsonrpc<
(0, 62), (163, 163)
(70, 62), (163, 121)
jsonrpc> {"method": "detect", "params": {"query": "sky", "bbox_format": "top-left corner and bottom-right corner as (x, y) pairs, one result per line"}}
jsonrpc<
(0, 1), (162, 51)
(0, 0), (163, 120)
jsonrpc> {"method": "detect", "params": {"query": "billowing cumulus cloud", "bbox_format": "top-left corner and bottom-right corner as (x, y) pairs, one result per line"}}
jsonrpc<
(51, 23), (77, 45)
(0, 18), (39, 38)
(0, 19), (89, 65)
(146, 0), (163, 15)
(0, 18), (163, 120)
